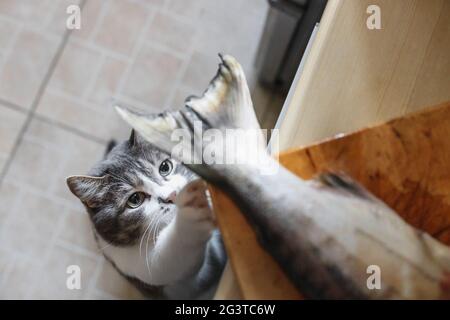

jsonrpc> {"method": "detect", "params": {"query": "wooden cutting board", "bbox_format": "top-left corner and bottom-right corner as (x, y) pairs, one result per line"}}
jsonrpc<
(209, 101), (450, 299)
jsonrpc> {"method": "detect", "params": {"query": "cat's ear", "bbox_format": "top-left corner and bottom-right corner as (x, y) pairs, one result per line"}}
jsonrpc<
(128, 129), (136, 146)
(128, 129), (146, 148)
(66, 175), (108, 207)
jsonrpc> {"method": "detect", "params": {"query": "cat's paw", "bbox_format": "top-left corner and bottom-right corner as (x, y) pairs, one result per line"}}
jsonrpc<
(175, 179), (214, 232)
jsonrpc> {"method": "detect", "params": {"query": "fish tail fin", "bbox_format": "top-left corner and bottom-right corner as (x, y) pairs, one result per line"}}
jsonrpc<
(115, 54), (269, 180)
(185, 54), (261, 131)
(114, 104), (188, 156)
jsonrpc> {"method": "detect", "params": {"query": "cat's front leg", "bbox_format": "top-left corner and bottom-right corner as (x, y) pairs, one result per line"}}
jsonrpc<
(149, 180), (214, 285)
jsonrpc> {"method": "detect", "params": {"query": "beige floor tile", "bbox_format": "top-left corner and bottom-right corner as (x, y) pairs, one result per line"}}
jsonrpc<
(36, 89), (131, 142)
(1, 221), (52, 264)
(5, 139), (55, 192)
(0, 18), (19, 62)
(30, 244), (99, 299)
(46, 0), (82, 36)
(95, 259), (144, 299)
(0, 256), (40, 299)
(122, 44), (184, 108)
(180, 50), (219, 93)
(9, 188), (64, 234)
(94, 0), (151, 56)
(0, 189), (64, 262)
(28, 119), (105, 200)
(146, 0), (167, 8)
(200, 0), (244, 26)
(87, 55), (128, 106)
(193, 0), (268, 68)
(0, 0), (54, 29)
(165, 0), (205, 20)
(0, 105), (26, 172)
(0, 182), (21, 227)
(70, 0), (104, 41)
(169, 85), (197, 109)
(193, 22), (233, 59)
(49, 41), (103, 97)
(57, 209), (100, 254)
(4, 118), (104, 204)
(145, 11), (196, 53)
(0, 248), (14, 286)
(0, 29), (60, 109)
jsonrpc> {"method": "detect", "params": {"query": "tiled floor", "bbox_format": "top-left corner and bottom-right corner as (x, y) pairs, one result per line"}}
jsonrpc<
(0, 0), (284, 299)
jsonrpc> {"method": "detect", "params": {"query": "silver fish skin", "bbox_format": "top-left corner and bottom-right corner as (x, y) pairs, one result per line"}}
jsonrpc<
(115, 55), (450, 299)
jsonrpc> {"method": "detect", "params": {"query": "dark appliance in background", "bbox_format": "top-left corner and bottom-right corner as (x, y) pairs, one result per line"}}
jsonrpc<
(255, 0), (328, 93)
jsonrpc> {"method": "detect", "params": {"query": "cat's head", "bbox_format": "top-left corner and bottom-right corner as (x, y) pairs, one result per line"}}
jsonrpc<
(66, 130), (195, 246)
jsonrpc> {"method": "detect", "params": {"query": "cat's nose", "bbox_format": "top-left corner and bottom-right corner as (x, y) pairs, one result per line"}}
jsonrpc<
(159, 191), (176, 204)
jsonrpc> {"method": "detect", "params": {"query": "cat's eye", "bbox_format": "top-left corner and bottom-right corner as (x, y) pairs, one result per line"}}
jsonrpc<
(159, 159), (173, 177)
(126, 192), (146, 208)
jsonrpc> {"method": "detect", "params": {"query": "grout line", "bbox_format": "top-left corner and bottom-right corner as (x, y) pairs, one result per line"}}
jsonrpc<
(115, 8), (157, 99)
(0, 19), (23, 79)
(33, 113), (108, 145)
(163, 10), (204, 109)
(4, 178), (85, 213)
(0, 98), (107, 150)
(88, 0), (112, 45)
(0, 0), (88, 185)
(84, 253), (106, 299)
(0, 98), (28, 114)
(81, 52), (106, 100)
(70, 36), (132, 62)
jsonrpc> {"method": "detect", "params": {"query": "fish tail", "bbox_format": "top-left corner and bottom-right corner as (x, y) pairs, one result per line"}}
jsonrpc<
(185, 54), (261, 131)
(115, 54), (268, 180)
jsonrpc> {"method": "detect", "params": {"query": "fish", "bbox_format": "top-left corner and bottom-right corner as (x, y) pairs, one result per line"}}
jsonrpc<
(114, 54), (450, 299)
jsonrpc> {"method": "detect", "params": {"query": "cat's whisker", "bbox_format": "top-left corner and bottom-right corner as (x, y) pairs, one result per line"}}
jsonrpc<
(139, 221), (152, 259)
(156, 215), (166, 240)
(151, 215), (160, 244)
(149, 212), (162, 245)
(144, 212), (164, 279)
(142, 212), (160, 278)
(145, 221), (153, 279)
(153, 213), (165, 244)
(144, 212), (161, 278)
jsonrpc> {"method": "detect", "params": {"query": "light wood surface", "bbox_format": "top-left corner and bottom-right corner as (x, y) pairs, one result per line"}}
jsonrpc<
(275, 0), (450, 151)
(213, 262), (243, 300)
(212, 101), (450, 299)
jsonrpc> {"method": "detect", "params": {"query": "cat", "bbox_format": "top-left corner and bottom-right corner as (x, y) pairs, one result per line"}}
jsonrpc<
(66, 130), (226, 299)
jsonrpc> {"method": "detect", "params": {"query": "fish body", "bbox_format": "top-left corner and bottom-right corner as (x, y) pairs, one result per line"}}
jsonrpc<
(115, 55), (450, 299)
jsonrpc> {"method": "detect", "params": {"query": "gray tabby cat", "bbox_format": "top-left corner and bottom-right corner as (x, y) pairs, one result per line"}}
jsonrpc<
(66, 130), (226, 299)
